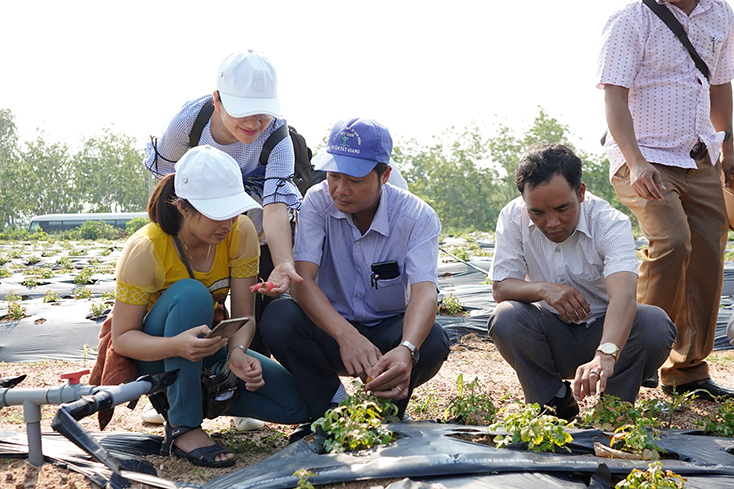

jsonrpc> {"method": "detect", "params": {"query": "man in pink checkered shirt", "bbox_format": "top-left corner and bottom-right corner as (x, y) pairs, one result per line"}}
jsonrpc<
(599, 0), (734, 400)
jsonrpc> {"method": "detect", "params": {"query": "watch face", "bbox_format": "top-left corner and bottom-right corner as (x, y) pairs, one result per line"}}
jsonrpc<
(600, 343), (618, 356)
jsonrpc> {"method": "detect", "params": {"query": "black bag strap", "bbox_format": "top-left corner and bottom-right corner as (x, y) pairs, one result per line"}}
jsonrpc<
(643, 0), (710, 80)
(171, 235), (195, 279)
(258, 123), (290, 166)
(189, 97), (215, 147)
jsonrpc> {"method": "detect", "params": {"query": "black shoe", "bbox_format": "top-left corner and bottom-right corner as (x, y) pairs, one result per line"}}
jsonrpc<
(641, 371), (659, 389)
(541, 381), (579, 421)
(661, 378), (734, 401)
(288, 422), (315, 444)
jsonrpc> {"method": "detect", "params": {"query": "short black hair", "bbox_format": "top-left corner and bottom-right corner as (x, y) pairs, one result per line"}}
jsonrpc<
(374, 163), (389, 178)
(515, 143), (582, 194)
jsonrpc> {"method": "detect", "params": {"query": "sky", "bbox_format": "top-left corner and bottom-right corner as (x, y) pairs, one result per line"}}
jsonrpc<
(1, 0), (641, 158)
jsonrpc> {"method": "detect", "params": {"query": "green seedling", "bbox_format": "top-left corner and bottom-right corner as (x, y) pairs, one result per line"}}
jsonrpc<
(294, 469), (315, 489)
(101, 290), (115, 301)
(26, 255), (41, 265)
(5, 291), (21, 302)
(43, 290), (61, 303)
(638, 391), (695, 429)
(81, 344), (96, 367)
(616, 461), (685, 489)
(445, 374), (497, 425)
(439, 293), (468, 316)
(312, 380), (399, 454)
(88, 302), (107, 319)
(491, 403), (574, 453)
(581, 395), (649, 431)
(0, 268), (10, 279)
(74, 286), (92, 300)
(697, 397), (734, 437)
(20, 277), (39, 287)
(34, 267), (54, 279)
(6, 301), (27, 320)
(73, 267), (94, 285)
(55, 256), (73, 270)
(611, 419), (666, 460)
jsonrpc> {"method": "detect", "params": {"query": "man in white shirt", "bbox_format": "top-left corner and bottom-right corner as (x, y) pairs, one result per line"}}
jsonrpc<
(488, 144), (676, 419)
(599, 0), (734, 399)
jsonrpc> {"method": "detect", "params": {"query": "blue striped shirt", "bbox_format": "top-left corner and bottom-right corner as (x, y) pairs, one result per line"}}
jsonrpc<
(294, 182), (441, 325)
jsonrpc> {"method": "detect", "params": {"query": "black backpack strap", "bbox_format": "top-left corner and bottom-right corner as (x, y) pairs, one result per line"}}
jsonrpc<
(643, 0), (710, 80)
(189, 97), (215, 147)
(259, 123), (290, 166)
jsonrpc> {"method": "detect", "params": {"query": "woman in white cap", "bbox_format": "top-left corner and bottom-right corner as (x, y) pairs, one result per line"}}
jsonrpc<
(112, 145), (308, 468)
(144, 50), (303, 353)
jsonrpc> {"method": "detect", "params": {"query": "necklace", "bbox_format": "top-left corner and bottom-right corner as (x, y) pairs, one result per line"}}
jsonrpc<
(179, 237), (212, 272)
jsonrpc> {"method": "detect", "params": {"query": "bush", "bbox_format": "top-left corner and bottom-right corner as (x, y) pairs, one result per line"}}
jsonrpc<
(78, 221), (120, 240)
(125, 216), (149, 236)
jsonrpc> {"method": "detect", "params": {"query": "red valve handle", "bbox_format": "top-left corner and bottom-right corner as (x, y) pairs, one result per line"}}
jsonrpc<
(60, 369), (90, 384)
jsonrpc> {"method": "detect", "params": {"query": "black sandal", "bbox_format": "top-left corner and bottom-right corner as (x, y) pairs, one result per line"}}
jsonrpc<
(160, 423), (235, 468)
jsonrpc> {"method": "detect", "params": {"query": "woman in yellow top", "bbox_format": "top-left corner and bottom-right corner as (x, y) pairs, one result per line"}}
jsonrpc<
(112, 145), (307, 468)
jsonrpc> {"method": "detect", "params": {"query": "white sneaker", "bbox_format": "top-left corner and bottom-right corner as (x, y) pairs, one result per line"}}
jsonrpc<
(141, 404), (165, 424)
(232, 417), (265, 431)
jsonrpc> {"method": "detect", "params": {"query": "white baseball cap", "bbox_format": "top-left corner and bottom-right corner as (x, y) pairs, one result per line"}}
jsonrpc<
(216, 50), (281, 118)
(174, 146), (261, 221)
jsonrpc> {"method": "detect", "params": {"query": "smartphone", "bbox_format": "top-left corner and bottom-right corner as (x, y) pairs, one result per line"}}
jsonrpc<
(205, 317), (250, 339)
(371, 260), (400, 280)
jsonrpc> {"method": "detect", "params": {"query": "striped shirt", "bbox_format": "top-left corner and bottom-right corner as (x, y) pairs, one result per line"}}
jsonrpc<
(597, 0), (734, 179)
(491, 192), (638, 324)
(143, 95), (302, 235)
(295, 182), (441, 325)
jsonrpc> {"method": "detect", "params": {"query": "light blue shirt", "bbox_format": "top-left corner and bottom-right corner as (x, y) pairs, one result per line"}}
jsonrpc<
(294, 181), (441, 325)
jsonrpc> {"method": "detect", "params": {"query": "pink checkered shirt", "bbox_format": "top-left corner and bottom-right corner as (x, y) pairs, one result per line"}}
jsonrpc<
(597, 0), (734, 180)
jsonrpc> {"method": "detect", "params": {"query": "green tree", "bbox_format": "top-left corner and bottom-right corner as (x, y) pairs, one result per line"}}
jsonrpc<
(0, 110), (36, 227)
(20, 134), (79, 216)
(397, 124), (502, 232)
(72, 128), (147, 212)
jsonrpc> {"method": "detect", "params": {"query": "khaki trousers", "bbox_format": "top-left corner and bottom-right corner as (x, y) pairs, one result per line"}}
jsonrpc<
(611, 156), (727, 386)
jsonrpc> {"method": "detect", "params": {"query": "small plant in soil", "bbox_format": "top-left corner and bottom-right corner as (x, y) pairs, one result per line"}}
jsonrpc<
(55, 256), (73, 270)
(611, 419), (666, 460)
(33, 267), (54, 279)
(20, 277), (40, 287)
(43, 290), (61, 303)
(88, 302), (107, 319)
(638, 391), (695, 429)
(439, 293), (468, 316)
(491, 403), (574, 453)
(294, 469), (315, 489)
(73, 267), (94, 285)
(312, 380), (399, 454)
(445, 374), (497, 425)
(74, 286), (93, 300)
(581, 395), (656, 431)
(697, 397), (734, 437)
(5, 291), (21, 302)
(101, 290), (115, 301)
(615, 461), (685, 489)
(0, 268), (10, 279)
(6, 301), (27, 320)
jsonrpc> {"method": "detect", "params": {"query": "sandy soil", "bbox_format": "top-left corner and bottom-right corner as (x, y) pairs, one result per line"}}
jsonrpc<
(2, 335), (734, 488)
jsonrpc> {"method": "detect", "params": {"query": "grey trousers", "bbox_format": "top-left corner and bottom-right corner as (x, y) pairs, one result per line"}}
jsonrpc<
(487, 301), (676, 404)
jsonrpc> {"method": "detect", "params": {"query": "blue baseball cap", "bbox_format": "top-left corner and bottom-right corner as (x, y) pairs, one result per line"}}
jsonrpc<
(314, 118), (393, 177)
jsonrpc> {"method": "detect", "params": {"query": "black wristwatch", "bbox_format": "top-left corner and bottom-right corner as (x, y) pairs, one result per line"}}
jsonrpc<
(399, 340), (420, 365)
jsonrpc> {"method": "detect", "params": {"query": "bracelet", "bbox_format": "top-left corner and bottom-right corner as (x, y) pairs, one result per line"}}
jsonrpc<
(227, 345), (247, 362)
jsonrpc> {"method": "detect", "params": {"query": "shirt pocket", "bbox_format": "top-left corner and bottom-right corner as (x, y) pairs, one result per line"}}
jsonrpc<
(367, 277), (407, 315)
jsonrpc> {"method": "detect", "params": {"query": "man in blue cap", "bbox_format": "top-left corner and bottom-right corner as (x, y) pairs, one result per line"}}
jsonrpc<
(260, 118), (450, 441)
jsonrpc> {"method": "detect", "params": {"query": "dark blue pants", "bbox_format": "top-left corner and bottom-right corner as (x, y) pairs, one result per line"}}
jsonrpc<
(260, 298), (450, 420)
